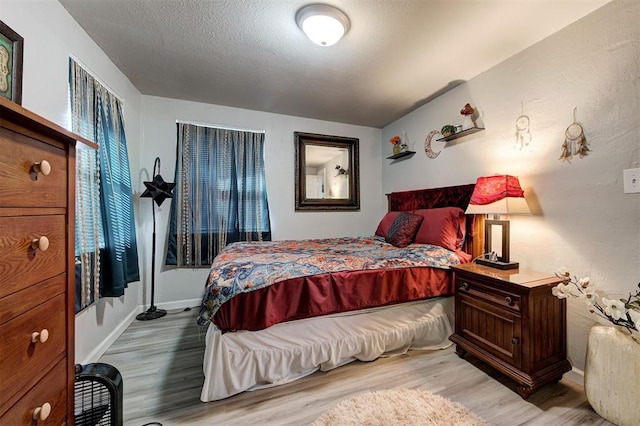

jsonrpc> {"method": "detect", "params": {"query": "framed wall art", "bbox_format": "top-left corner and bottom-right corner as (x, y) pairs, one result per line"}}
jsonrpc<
(0, 20), (23, 104)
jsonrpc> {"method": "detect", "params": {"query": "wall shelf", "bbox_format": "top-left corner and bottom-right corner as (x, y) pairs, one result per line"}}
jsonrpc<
(436, 126), (484, 142)
(386, 150), (416, 160)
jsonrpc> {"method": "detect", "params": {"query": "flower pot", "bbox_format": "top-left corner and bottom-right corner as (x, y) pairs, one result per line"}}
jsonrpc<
(392, 145), (401, 155)
(585, 325), (640, 426)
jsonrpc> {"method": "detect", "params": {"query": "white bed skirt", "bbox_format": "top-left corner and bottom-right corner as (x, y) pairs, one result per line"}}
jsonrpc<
(201, 296), (454, 402)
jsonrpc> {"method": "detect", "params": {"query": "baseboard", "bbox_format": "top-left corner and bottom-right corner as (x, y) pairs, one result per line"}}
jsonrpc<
(565, 366), (585, 386)
(78, 307), (138, 365)
(77, 298), (201, 365)
(153, 298), (201, 312)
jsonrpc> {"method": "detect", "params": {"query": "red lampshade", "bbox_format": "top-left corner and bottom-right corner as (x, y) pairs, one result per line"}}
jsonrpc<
(466, 175), (530, 215)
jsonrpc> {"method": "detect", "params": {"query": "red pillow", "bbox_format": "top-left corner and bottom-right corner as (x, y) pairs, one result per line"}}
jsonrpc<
(385, 212), (423, 248)
(412, 207), (465, 251)
(375, 211), (402, 238)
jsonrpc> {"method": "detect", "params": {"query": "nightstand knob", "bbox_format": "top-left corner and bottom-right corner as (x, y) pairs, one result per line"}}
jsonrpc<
(511, 338), (519, 345)
(505, 296), (513, 305)
(460, 282), (470, 291)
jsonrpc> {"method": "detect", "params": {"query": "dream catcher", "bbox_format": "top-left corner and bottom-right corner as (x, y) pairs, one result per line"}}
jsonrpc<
(515, 102), (532, 150)
(560, 107), (589, 160)
(515, 115), (531, 150)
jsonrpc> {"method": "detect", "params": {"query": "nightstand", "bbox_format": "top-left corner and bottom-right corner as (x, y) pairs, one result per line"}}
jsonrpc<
(449, 263), (572, 399)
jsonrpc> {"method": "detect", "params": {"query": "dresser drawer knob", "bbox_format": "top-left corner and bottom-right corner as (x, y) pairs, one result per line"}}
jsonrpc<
(505, 296), (513, 305)
(31, 329), (49, 344)
(31, 236), (50, 252)
(32, 160), (52, 178)
(459, 282), (470, 291)
(33, 402), (52, 421)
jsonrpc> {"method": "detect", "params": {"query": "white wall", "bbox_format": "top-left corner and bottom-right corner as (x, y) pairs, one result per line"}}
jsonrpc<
(0, 0), (145, 364)
(381, 0), (640, 372)
(140, 96), (382, 309)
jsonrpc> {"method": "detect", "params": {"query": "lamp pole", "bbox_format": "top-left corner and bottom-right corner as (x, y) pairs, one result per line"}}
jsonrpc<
(137, 157), (174, 321)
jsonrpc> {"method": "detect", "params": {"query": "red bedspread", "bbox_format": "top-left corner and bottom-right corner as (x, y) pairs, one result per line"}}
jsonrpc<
(197, 236), (463, 330)
(213, 266), (453, 331)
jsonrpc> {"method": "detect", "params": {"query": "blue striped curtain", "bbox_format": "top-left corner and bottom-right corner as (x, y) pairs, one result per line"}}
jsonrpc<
(166, 123), (271, 267)
(69, 59), (140, 311)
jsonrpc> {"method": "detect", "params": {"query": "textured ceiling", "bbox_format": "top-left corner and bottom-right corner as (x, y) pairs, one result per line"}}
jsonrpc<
(59, 0), (610, 128)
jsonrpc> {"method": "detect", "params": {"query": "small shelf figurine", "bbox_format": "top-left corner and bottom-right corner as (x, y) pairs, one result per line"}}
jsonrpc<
(390, 135), (403, 155)
(460, 103), (476, 130)
(441, 125), (455, 137)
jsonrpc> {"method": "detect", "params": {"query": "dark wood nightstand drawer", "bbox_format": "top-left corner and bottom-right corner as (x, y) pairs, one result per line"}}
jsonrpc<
(459, 293), (521, 368)
(456, 276), (521, 312)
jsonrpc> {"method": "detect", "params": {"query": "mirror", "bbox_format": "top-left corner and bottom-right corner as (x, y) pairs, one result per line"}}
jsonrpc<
(294, 132), (360, 211)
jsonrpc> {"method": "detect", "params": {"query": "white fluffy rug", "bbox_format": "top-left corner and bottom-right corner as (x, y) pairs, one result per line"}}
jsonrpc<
(312, 388), (490, 426)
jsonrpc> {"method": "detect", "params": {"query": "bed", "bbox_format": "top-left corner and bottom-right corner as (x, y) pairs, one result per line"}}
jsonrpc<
(199, 184), (484, 402)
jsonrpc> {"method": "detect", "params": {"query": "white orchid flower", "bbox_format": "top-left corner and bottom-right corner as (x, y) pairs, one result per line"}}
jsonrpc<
(556, 266), (570, 278)
(602, 297), (627, 321)
(552, 283), (569, 299)
(580, 287), (597, 306)
(577, 277), (591, 288)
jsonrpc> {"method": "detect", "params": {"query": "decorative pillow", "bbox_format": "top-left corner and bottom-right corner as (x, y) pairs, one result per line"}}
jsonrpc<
(412, 207), (465, 251)
(375, 211), (402, 238)
(385, 212), (423, 248)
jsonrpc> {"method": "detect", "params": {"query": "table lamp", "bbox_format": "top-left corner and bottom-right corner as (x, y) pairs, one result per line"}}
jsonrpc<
(465, 175), (530, 270)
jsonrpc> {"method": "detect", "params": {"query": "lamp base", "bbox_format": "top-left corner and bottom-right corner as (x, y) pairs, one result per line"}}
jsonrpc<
(476, 257), (519, 270)
(136, 306), (167, 321)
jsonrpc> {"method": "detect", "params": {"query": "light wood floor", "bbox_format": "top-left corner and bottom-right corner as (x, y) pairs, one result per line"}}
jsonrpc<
(98, 308), (612, 426)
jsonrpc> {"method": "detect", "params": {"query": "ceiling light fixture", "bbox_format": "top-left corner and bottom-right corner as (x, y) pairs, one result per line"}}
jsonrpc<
(296, 4), (350, 47)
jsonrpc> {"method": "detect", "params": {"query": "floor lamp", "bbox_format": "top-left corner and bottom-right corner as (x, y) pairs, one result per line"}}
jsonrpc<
(137, 157), (175, 321)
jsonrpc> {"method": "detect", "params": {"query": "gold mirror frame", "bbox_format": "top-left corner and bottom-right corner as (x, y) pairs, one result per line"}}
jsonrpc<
(294, 132), (360, 211)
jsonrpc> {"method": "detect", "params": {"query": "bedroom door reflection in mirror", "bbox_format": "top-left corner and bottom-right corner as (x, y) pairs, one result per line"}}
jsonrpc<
(295, 132), (360, 211)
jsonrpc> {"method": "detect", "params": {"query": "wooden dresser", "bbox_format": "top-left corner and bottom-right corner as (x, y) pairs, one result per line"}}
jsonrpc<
(0, 97), (90, 424)
(449, 263), (572, 399)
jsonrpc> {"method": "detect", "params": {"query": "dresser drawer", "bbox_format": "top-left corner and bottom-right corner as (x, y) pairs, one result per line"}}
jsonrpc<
(0, 275), (66, 326)
(0, 293), (66, 404)
(456, 276), (521, 312)
(0, 126), (68, 208)
(0, 215), (66, 299)
(0, 357), (67, 425)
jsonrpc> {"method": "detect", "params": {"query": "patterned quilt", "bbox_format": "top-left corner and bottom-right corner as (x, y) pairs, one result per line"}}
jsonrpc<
(197, 236), (462, 326)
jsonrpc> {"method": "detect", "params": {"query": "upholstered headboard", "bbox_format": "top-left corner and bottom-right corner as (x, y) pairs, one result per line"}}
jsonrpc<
(385, 184), (485, 259)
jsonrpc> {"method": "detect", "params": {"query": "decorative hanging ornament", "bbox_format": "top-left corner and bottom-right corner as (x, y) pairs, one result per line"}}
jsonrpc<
(515, 114), (532, 150)
(515, 101), (532, 150)
(560, 107), (588, 161)
(424, 130), (442, 159)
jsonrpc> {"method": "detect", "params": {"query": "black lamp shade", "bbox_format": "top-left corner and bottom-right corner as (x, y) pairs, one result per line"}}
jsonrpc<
(141, 174), (175, 206)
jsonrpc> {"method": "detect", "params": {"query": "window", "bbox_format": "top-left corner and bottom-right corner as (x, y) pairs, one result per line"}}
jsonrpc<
(167, 123), (271, 267)
(69, 58), (139, 311)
